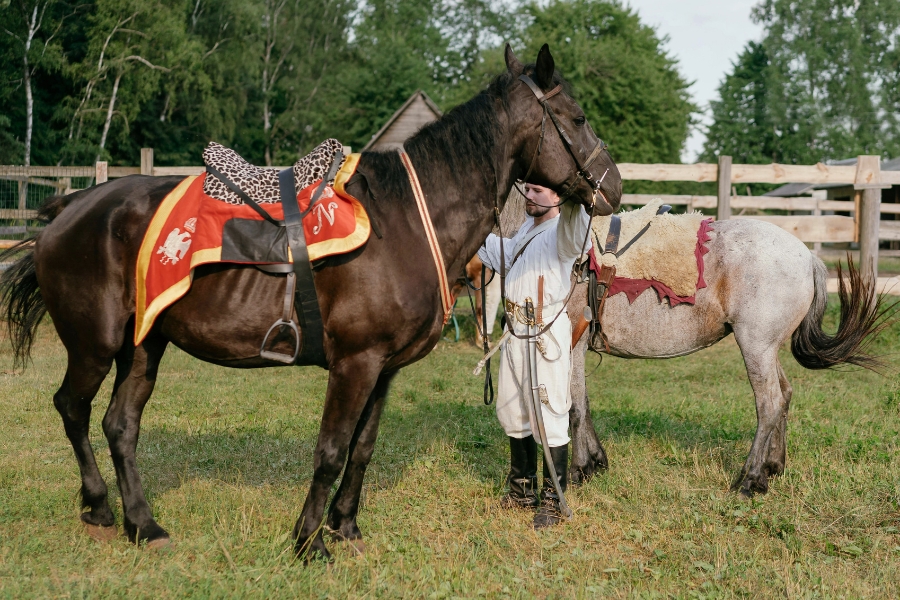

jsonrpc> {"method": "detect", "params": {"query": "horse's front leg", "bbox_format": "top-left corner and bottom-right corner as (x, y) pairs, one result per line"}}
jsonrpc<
(325, 371), (396, 553)
(568, 332), (608, 484)
(294, 354), (383, 560)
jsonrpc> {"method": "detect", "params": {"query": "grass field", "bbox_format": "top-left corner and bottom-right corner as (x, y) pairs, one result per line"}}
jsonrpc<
(0, 302), (898, 599)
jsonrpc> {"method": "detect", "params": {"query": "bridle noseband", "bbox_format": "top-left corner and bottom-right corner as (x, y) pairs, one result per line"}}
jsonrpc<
(517, 74), (610, 207)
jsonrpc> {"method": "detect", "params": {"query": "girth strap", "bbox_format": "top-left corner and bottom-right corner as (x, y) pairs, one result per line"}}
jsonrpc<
(278, 151), (343, 367)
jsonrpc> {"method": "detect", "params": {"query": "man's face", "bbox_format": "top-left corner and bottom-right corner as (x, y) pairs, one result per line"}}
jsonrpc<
(524, 183), (559, 218)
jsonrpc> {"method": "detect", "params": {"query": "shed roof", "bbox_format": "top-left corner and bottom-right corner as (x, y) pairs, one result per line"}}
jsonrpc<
(363, 90), (443, 152)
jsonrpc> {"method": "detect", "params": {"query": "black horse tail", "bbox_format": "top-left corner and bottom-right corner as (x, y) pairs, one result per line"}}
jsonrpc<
(791, 255), (897, 371)
(0, 194), (76, 367)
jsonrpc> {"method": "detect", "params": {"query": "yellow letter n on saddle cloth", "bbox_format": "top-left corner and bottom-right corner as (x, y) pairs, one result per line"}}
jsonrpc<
(134, 153), (369, 345)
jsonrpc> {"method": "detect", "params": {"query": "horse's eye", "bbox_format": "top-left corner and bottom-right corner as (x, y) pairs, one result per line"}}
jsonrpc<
(574, 116), (586, 127)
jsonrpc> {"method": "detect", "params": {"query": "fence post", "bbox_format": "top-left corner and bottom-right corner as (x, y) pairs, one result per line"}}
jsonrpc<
(854, 155), (886, 282)
(141, 147), (154, 176)
(95, 161), (108, 184)
(716, 155), (732, 220)
(17, 177), (27, 211)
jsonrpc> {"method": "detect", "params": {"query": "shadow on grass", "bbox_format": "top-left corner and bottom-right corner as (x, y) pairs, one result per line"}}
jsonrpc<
(133, 388), (755, 502)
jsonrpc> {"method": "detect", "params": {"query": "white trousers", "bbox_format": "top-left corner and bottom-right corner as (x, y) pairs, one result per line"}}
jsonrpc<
(495, 310), (571, 447)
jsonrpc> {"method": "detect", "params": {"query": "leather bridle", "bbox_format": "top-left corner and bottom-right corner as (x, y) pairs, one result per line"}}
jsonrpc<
(517, 74), (612, 211)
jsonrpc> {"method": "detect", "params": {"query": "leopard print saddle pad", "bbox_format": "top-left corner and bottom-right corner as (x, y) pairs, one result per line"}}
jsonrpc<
(202, 139), (344, 205)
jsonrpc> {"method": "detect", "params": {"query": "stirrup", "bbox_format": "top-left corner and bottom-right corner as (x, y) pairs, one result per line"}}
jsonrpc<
(259, 271), (301, 364)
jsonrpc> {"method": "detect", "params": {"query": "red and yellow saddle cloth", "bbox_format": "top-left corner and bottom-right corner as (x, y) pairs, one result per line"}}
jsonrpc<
(134, 156), (369, 345)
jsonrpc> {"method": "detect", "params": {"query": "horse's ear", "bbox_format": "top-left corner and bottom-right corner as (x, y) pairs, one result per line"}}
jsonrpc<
(504, 43), (523, 74)
(535, 44), (555, 89)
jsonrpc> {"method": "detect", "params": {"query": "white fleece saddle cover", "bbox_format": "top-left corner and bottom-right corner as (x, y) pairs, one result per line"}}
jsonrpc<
(202, 138), (344, 205)
(591, 198), (709, 298)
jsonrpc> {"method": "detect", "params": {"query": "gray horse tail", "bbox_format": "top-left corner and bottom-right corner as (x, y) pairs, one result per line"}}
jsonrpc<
(791, 255), (895, 370)
(0, 194), (76, 367)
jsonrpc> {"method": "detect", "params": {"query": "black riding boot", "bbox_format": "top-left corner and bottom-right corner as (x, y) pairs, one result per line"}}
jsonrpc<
(500, 436), (538, 509)
(534, 444), (568, 529)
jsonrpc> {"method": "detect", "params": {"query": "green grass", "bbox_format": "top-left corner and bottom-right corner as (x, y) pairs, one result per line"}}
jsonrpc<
(1, 304), (899, 598)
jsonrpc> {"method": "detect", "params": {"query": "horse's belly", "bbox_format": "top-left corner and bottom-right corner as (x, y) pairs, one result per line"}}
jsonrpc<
(158, 264), (295, 364)
(602, 287), (729, 358)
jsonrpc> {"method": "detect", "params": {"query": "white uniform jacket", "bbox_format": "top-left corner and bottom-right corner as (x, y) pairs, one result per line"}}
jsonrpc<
(477, 202), (592, 447)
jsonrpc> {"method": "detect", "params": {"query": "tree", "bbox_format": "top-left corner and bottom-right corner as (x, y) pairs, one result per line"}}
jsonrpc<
(521, 0), (696, 165)
(57, 0), (199, 164)
(330, 0), (512, 150)
(702, 42), (780, 164)
(0, 0), (72, 166)
(704, 0), (900, 164)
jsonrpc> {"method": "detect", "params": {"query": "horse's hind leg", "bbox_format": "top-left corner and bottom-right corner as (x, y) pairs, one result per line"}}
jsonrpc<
(732, 341), (790, 497)
(54, 356), (116, 535)
(101, 331), (169, 546)
(325, 371), (396, 553)
(568, 334), (608, 484)
(765, 360), (793, 477)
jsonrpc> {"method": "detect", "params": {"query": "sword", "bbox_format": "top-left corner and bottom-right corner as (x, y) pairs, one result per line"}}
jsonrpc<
(524, 298), (572, 520)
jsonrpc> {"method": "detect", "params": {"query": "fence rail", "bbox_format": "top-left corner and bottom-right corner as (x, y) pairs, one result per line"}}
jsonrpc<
(1, 150), (897, 277)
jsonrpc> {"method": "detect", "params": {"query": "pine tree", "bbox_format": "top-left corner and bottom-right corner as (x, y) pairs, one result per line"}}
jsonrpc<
(704, 0), (900, 164)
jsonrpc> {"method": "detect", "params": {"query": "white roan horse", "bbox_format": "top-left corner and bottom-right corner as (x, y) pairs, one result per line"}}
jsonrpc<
(563, 217), (892, 496)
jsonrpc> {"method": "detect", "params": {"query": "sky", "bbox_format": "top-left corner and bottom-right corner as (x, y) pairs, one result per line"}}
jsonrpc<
(624, 0), (764, 162)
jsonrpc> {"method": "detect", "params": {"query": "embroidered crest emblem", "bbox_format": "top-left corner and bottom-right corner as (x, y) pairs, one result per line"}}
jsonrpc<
(184, 217), (197, 233)
(157, 227), (192, 265)
(312, 200), (339, 235)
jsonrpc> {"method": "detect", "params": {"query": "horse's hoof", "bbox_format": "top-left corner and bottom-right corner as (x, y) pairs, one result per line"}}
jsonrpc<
(569, 456), (608, 486)
(348, 538), (366, 555)
(83, 523), (118, 542)
(326, 525), (366, 555)
(146, 537), (173, 551)
(296, 537), (332, 563)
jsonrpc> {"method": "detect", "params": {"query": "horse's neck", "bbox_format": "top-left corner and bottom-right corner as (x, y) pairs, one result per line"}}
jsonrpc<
(403, 120), (515, 278)
(414, 167), (497, 271)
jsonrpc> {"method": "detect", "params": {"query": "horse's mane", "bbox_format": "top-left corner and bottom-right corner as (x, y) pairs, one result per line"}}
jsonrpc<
(360, 65), (569, 203)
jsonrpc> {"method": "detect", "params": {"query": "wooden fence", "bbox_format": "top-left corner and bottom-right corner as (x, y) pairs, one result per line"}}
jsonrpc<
(2, 150), (899, 279)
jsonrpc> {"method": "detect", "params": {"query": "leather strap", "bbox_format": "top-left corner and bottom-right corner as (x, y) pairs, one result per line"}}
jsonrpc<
(536, 275), (544, 325)
(279, 151), (343, 367)
(399, 150), (453, 324)
(518, 75), (562, 103)
(604, 215), (621, 253)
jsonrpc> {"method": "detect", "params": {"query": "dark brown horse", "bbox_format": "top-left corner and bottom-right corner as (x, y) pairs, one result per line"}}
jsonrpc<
(0, 45), (622, 560)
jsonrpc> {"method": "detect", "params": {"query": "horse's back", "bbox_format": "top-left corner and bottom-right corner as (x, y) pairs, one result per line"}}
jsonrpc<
(600, 218), (817, 358)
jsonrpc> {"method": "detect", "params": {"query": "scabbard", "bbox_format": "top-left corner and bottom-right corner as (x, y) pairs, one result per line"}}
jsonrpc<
(524, 299), (572, 520)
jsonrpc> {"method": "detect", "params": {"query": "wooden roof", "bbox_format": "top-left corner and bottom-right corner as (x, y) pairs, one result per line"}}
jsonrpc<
(363, 90), (443, 151)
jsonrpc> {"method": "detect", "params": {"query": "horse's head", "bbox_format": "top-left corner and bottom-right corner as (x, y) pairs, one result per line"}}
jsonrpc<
(503, 44), (622, 216)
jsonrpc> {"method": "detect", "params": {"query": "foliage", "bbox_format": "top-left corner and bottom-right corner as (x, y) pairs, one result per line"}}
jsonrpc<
(704, 0), (900, 164)
(0, 0), (697, 167)
(522, 0), (696, 166)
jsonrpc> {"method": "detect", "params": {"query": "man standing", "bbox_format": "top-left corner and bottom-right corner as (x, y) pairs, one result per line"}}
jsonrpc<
(478, 182), (591, 528)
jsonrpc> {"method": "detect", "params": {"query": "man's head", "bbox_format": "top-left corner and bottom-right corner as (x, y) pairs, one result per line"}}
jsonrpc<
(523, 182), (561, 222)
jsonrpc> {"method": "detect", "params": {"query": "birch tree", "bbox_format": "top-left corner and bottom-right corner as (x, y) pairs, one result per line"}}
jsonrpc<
(1, 0), (70, 166)
(60, 0), (182, 163)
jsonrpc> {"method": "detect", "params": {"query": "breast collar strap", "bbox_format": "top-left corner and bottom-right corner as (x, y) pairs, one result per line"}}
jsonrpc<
(399, 149), (454, 324)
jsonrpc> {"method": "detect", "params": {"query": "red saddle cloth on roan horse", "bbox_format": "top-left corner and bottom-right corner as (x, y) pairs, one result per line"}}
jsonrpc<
(134, 153), (369, 345)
